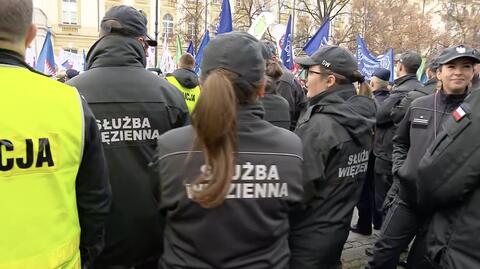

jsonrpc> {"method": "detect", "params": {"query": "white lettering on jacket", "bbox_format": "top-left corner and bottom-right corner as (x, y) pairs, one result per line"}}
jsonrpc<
(185, 163), (288, 199)
(96, 117), (160, 144)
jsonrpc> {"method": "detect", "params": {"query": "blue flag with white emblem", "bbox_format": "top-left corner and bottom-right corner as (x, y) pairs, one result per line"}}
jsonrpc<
(280, 15), (294, 70)
(216, 0), (232, 35)
(303, 18), (330, 56)
(357, 35), (394, 82)
(186, 41), (195, 57)
(35, 29), (56, 76)
(195, 31), (210, 74)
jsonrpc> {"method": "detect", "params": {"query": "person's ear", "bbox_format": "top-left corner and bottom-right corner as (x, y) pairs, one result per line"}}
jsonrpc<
(326, 74), (336, 88)
(436, 68), (442, 81)
(256, 79), (266, 98)
(25, 24), (37, 48)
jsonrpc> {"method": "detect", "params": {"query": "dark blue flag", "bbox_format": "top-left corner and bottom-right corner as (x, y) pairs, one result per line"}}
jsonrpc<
(356, 35), (394, 82)
(216, 0), (232, 35)
(303, 18), (330, 56)
(195, 31), (210, 74)
(186, 40), (195, 57)
(35, 29), (56, 75)
(280, 15), (294, 70)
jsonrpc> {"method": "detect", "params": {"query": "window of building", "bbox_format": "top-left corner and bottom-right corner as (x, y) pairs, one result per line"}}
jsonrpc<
(163, 13), (174, 38)
(62, 0), (77, 25)
(236, 0), (241, 7)
(187, 20), (196, 39)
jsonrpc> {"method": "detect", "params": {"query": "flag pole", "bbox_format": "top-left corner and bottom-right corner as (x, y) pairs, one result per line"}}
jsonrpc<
(155, 0), (159, 67)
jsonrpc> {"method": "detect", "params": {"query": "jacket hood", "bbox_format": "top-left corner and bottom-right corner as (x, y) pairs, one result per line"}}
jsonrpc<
(86, 34), (146, 69)
(168, 68), (199, 88)
(309, 84), (376, 140)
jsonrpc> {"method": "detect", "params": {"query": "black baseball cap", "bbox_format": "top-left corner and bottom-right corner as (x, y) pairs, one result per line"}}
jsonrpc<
(427, 57), (440, 72)
(396, 51), (422, 73)
(101, 5), (157, 46)
(261, 41), (277, 58)
(372, 68), (391, 81)
(201, 32), (265, 83)
(295, 45), (358, 81)
(436, 45), (480, 65)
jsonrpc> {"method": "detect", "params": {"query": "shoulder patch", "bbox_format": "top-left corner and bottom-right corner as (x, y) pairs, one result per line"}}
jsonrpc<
(452, 104), (469, 122)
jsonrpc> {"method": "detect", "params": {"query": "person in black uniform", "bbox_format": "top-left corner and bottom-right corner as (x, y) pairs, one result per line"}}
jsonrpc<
(262, 40), (307, 130)
(367, 45), (480, 269)
(155, 32), (304, 269)
(374, 52), (423, 219)
(289, 45), (376, 269)
(352, 68), (391, 236)
(417, 50), (480, 269)
(260, 43), (291, 129)
(68, 5), (189, 269)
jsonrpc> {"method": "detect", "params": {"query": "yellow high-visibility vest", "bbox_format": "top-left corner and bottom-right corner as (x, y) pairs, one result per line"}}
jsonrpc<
(0, 65), (84, 269)
(166, 75), (201, 114)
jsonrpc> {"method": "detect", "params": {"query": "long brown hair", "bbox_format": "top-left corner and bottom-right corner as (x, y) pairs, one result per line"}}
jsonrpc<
(190, 69), (260, 208)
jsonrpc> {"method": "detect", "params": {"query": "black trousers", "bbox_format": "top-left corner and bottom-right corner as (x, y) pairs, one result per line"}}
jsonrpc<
(366, 197), (433, 269)
(356, 154), (383, 232)
(92, 258), (158, 269)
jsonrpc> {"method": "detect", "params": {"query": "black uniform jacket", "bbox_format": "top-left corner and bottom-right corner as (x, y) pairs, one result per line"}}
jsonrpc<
(0, 49), (111, 267)
(417, 89), (480, 269)
(68, 34), (189, 266)
(392, 90), (467, 206)
(374, 74), (423, 174)
(290, 84), (376, 268)
(276, 66), (307, 130)
(261, 93), (291, 129)
(156, 103), (303, 269)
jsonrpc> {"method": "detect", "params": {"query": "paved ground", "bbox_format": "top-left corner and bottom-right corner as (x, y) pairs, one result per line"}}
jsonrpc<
(341, 209), (379, 269)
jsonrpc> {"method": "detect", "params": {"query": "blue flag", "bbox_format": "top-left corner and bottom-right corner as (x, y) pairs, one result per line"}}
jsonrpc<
(186, 41), (195, 57)
(303, 18), (330, 56)
(280, 15), (294, 70)
(35, 30), (56, 75)
(195, 31), (210, 74)
(216, 0), (232, 35)
(356, 35), (394, 82)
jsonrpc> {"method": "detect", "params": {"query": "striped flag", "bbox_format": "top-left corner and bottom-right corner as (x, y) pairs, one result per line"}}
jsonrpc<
(35, 29), (56, 76)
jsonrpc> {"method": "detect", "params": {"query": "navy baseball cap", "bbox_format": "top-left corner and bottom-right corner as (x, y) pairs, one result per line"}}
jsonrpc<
(372, 68), (390, 81)
(101, 5), (157, 46)
(295, 45), (358, 81)
(436, 45), (480, 65)
(201, 32), (265, 83)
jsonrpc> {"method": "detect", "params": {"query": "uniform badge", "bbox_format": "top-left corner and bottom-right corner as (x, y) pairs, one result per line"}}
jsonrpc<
(456, 46), (466, 54)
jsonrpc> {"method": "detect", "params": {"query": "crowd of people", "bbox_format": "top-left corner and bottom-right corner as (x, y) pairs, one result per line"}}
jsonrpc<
(2, 1), (480, 269)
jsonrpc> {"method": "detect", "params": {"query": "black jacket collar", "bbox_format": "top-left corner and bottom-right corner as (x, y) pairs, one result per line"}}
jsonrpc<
(394, 74), (418, 87)
(308, 84), (356, 106)
(0, 48), (47, 76)
(86, 34), (146, 70)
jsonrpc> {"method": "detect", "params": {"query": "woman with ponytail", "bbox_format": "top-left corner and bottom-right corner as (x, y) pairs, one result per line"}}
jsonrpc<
(155, 32), (303, 269)
(289, 45), (377, 269)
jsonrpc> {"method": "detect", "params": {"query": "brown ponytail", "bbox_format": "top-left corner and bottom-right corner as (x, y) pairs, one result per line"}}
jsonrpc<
(190, 69), (239, 208)
(353, 70), (372, 97)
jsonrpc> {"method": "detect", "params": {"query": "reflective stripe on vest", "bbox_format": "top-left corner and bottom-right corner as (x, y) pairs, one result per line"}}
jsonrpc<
(166, 76), (201, 114)
(0, 65), (83, 269)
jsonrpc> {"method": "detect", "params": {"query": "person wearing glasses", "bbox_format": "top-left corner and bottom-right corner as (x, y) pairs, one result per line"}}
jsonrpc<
(67, 5), (189, 269)
(155, 32), (304, 269)
(289, 45), (376, 269)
